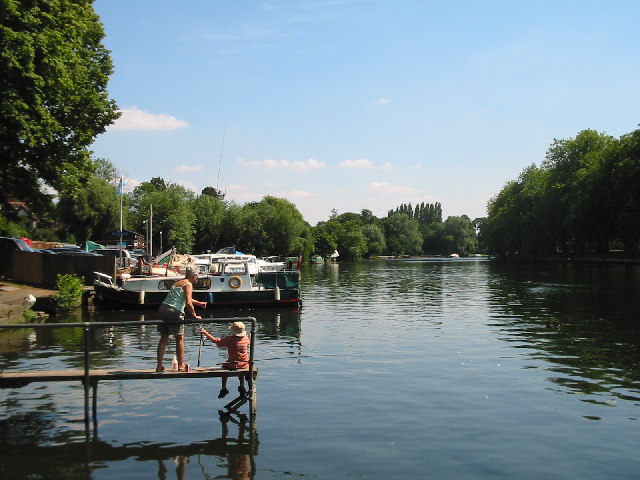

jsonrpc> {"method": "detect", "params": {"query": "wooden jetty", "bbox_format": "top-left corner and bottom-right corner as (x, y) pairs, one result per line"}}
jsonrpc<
(0, 317), (258, 436)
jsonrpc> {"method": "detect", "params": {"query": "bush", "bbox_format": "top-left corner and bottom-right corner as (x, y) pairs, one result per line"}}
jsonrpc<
(55, 274), (84, 311)
(22, 309), (38, 322)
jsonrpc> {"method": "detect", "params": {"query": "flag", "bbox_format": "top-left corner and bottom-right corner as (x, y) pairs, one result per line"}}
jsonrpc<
(116, 175), (124, 196)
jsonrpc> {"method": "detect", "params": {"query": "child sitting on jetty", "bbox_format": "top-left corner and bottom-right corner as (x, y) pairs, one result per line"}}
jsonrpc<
(199, 321), (250, 398)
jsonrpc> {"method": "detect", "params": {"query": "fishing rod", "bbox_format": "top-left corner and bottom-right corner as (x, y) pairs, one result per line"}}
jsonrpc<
(197, 322), (205, 367)
(205, 353), (367, 364)
(254, 353), (341, 361)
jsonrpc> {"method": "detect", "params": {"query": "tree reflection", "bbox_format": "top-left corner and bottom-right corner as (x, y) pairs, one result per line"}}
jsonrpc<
(487, 262), (640, 402)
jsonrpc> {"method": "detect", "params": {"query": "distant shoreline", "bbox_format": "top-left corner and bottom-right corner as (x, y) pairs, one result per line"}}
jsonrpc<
(377, 254), (640, 265)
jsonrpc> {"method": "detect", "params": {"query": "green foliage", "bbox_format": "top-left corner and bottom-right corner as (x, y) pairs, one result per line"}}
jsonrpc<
(313, 224), (338, 258)
(57, 174), (120, 241)
(485, 126), (640, 257)
(22, 308), (38, 322)
(55, 274), (83, 311)
(383, 213), (422, 256)
(232, 196), (310, 257)
(201, 186), (225, 199)
(192, 194), (225, 253)
(443, 216), (477, 255)
(362, 223), (386, 257)
(131, 181), (195, 254)
(0, 0), (120, 215)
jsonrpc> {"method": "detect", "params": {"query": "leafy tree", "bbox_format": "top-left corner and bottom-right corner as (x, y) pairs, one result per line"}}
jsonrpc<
(611, 128), (640, 252)
(360, 209), (378, 225)
(362, 223), (386, 257)
(414, 202), (442, 225)
(201, 186), (225, 199)
(131, 180), (195, 253)
(422, 222), (447, 254)
(442, 215), (478, 255)
(57, 173), (120, 242)
(383, 213), (422, 255)
(335, 219), (367, 260)
(231, 196), (310, 257)
(542, 130), (616, 252)
(217, 202), (243, 250)
(0, 0), (119, 214)
(312, 223), (338, 258)
(93, 157), (118, 181)
(192, 193), (225, 253)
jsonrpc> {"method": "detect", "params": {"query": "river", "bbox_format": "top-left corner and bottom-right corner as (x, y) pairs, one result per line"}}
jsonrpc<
(1, 258), (639, 479)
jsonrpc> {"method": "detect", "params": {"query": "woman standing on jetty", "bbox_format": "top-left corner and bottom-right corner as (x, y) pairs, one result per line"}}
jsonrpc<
(156, 267), (206, 372)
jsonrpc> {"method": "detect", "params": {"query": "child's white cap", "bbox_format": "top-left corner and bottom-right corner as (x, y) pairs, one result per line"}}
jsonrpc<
(229, 321), (246, 337)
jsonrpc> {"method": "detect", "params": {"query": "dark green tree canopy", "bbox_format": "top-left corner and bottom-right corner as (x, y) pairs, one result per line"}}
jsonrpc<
(0, 0), (119, 212)
(484, 127), (640, 256)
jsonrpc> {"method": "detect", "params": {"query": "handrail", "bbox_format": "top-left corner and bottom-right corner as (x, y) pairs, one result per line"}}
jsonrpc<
(0, 316), (258, 435)
(0, 317), (258, 386)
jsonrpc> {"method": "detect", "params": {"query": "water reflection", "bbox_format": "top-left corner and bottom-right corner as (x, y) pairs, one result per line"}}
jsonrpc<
(3, 260), (640, 478)
(1, 412), (257, 480)
(0, 307), (302, 368)
(486, 262), (640, 405)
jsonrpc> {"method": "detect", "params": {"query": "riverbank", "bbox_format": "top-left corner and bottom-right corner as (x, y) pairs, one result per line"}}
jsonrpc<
(0, 281), (57, 324)
(544, 253), (640, 264)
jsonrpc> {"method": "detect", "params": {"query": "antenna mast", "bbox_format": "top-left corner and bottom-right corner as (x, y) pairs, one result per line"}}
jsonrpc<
(216, 126), (226, 192)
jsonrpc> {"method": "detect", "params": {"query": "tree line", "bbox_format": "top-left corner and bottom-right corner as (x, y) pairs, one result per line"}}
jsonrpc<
(4, 156), (480, 260)
(483, 127), (640, 257)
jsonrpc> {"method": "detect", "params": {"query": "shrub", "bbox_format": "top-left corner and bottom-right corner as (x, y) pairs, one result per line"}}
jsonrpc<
(22, 309), (38, 322)
(55, 274), (84, 311)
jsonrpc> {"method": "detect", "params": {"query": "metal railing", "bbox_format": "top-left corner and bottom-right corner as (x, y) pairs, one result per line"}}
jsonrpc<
(0, 317), (257, 433)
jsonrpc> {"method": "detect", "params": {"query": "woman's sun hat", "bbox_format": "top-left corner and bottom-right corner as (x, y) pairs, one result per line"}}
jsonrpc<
(229, 321), (246, 337)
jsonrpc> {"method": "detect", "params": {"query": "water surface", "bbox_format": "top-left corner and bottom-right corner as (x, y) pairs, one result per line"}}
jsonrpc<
(1, 259), (639, 479)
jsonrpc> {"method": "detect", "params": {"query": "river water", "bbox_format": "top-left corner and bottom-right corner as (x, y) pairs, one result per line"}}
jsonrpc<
(1, 259), (639, 479)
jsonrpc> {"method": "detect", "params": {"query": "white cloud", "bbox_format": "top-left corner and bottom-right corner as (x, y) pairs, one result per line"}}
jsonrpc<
(237, 157), (326, 172)
(174, 165), (203, 173)
(110, 176), (140, 193)
(279, 190), (316, 198)
(374, 98), (391, 105)
(339, 158), (393, 170)
(108, 107), (190, 131)
(368, 182), (419, 195)
(177, 181), (198, 192)
(340, 158), (373, 169)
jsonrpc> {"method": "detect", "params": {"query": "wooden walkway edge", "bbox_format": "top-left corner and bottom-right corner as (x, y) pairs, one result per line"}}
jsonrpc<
(0, 366), (258, 388)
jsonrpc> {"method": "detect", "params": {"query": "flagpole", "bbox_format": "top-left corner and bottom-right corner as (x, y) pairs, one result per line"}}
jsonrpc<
(150, 204), (153, 260)
(119, 170), (124, 265)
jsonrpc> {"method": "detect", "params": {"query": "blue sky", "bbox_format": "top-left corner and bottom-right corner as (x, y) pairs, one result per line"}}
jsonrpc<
(91, 0), (640, 226)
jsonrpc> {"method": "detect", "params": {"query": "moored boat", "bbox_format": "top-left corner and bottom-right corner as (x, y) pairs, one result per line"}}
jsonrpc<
(93, 258), (301, 309)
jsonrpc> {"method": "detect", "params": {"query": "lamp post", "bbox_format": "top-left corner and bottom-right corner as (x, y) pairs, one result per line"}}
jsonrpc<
(143, 220), (149, 253)
(160, 231), (163, 253)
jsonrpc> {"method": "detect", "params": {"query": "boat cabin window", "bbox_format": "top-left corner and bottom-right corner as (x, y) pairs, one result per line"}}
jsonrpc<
(158, 279), (175, 290)
(158, 278), (211, 290)
(222, 263), (247, 275)
(194, 277), (212, 290)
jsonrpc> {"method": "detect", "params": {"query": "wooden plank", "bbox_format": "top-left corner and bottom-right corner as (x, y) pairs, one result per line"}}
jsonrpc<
(0, 367), (257, 388)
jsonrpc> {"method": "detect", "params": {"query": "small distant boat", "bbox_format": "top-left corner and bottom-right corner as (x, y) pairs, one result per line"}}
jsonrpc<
(310, 255), (323, 264)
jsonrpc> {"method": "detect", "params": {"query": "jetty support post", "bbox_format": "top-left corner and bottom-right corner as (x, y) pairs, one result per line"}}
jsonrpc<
(83, 322), (91, 435)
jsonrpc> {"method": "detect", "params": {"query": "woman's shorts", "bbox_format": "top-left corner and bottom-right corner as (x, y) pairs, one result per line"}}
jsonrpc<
(157, 303), (185, 335)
